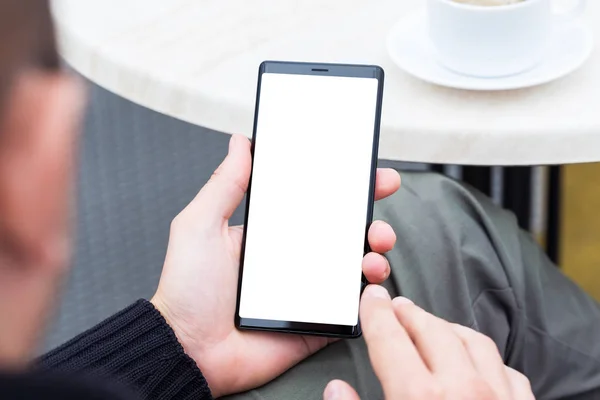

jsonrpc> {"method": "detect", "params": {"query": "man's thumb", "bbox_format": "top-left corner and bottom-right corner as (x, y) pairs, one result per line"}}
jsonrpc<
(324, 380), (361, 400)
(193, 134), (251, 223)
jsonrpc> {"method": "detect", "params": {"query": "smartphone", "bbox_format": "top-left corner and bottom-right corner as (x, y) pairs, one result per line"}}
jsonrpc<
(235, 61), (385, 338)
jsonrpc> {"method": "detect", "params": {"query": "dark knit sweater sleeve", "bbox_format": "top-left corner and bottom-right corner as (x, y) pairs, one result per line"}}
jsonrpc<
(39, 300), (213, 400)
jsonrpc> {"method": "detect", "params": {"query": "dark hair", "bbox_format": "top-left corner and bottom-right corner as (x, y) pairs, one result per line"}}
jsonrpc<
(0, 0), (59, 109)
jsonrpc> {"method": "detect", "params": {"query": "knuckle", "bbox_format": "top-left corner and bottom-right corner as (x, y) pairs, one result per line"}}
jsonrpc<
(170, 209), (198, 235)
(473, 333), (500, 354)
(462, 377), (497, 400)
(520, 375), (533, 390)
(509, 368), (533, 390)
(170, 214), (185, 232)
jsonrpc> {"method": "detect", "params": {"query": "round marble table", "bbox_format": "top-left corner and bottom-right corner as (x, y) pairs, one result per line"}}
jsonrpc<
(50, 0), (600, 263)
(51, 0), (600, 166)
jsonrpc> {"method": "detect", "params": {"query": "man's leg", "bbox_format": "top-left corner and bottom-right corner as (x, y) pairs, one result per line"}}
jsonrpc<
(226, 172), (600, 400)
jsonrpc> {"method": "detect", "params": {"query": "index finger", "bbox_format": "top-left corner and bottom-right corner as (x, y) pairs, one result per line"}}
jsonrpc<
(360, 285), (432, 397)
(374, 169), (401, 201)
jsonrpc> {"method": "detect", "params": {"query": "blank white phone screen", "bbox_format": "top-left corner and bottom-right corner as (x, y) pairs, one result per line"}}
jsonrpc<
(239, 72), (379, 326)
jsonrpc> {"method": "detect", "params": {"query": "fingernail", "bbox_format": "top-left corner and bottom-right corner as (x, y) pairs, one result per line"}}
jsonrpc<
(392, 296), (414, 306)
(324, 381), (340, 400)
(364, 285), (390, 300)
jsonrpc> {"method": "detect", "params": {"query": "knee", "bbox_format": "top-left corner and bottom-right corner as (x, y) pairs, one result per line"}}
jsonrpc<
(373, 170), (518, 264)
(401, 172), (482, 208)
(374, 171), (516, 325)
(376, 171), (512, 226)
(373, 172), (465, 257)
(375, 171), (476, 223)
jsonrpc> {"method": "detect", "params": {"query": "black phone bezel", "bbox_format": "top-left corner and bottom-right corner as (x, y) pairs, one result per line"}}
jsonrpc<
(235, 61), (385, 338)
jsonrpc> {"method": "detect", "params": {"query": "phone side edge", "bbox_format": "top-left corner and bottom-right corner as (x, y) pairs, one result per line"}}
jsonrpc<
(234, 63), (266, 329)
(353, 65), (385, 339)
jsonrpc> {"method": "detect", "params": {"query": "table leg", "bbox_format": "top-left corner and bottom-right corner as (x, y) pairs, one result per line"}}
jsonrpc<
(502, 167), (532, 231)
(546, 166), (562, 265)
(462, 166), (492, 197)
(431, 164), (446, 174)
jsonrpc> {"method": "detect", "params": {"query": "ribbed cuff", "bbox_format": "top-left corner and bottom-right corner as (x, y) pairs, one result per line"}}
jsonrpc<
(40, 300), (212, 400)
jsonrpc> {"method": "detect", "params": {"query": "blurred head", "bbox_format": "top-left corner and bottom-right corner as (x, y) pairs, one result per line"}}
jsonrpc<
(0, 0), (86, 368)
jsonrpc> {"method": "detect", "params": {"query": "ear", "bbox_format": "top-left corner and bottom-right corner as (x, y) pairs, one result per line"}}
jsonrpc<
(0, 71), (85, 271)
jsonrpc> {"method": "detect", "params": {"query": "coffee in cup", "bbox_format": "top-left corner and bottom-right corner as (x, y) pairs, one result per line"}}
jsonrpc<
(427, 0), (587, 77)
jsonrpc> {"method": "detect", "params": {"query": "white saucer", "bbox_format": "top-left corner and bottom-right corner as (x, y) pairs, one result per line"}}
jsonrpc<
(386, 11), (594, 91)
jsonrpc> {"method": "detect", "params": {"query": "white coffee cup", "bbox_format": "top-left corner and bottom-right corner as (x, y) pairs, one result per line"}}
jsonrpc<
(427, 0), (587, 77)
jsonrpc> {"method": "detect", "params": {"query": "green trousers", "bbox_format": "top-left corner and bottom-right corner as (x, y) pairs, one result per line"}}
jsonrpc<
(229, 172), (600, 400)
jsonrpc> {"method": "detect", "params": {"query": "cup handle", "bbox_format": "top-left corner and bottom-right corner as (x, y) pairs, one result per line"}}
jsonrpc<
(553, 0), (586, 20)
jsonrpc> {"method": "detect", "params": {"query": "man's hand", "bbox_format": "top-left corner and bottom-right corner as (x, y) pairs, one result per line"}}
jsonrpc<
(151, 135), (401, 398)
(324, 285), (535, 400)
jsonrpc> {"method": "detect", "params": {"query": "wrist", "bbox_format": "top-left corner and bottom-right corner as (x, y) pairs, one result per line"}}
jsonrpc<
(149, 294), (223, 398)
(149, 295), (192, 356)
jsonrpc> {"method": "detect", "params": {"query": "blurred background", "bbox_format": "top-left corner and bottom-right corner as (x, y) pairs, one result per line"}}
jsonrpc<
(563, 164), (600, 300)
